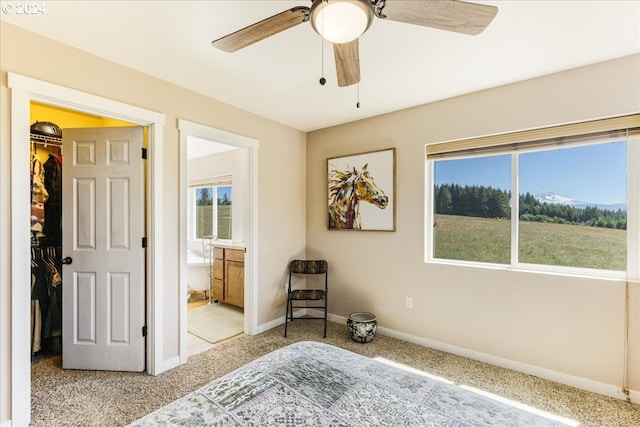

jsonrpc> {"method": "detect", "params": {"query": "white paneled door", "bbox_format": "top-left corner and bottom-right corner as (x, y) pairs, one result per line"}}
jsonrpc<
(62, 127), (145, 371)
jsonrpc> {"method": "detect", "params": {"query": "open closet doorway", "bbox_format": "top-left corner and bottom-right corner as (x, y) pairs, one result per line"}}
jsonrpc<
(178, 119), (259, 362)
(29, 103), (147, 371)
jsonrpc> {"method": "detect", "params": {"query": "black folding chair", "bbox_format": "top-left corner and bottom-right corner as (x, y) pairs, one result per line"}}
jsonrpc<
(284, 260), (328, 338)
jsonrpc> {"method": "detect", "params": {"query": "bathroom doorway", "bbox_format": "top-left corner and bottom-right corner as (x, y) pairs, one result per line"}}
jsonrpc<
(177, 119), (258, 361)
(185, 137), (245, 354)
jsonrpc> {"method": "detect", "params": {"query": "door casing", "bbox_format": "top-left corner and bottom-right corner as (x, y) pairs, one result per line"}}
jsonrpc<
(7, 72), (165, 426)
(177, 119), (259, 364)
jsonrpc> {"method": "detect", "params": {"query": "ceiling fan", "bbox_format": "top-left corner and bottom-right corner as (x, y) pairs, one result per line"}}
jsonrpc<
(212, 0), (498, 87)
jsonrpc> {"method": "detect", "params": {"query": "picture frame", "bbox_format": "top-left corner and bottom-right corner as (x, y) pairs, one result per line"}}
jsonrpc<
(327, 148), (396, 231)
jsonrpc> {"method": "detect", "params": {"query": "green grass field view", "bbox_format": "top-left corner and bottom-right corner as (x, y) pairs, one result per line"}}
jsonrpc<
(434, 214), (626, 270)
(197, 205), (232, 240)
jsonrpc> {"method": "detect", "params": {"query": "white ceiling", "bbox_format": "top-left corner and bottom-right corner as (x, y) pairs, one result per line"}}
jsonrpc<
(2, 1), (639, 132)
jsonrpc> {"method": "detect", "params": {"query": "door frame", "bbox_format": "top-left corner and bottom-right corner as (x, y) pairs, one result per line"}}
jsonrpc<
(177, 119), (259, 363)
(8, 72), (166, 426)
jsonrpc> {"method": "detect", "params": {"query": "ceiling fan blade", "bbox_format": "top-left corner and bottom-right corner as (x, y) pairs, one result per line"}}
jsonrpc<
(334, 39), (360, 87)
(212, 6), (310, 52)
(379, 0), (498, 36)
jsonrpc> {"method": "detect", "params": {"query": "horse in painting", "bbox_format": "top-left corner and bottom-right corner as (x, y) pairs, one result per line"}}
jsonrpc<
(328, 163), (388, 229)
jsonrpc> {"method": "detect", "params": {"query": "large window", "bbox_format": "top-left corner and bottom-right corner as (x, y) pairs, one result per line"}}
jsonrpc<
(518, 143), (627, 270)
(433, 155), (511, 264)
(190, 181), (232, 240)
(427, 116), (639, 278)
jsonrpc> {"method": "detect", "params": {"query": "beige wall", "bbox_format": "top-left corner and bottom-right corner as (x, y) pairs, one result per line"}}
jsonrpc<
(0, 23), (306, 422)
(307, 54), (640, 391)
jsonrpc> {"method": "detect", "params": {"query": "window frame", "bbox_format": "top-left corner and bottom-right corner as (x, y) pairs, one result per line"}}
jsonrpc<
(425, 116), (640, 280)
(188, 177), (232, 241)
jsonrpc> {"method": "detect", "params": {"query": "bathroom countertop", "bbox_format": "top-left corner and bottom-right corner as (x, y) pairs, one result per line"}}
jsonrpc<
(213, 242), (245, 251)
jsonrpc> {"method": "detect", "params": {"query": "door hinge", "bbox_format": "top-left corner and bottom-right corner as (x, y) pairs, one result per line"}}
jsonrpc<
(142, 325), (147, 337)
(141, 147), (148, 159)
(142, 237), (147, 248)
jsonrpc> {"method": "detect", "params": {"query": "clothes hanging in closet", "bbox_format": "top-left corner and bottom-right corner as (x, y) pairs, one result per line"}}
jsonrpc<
(43, 153), (62, 244)
(31, 248), (62, 356)
(30, 153), (48, 236)
(30, 125), (64, 359)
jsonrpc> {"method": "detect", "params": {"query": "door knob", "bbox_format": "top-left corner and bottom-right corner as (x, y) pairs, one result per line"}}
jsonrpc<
(61, 256), (73, 265)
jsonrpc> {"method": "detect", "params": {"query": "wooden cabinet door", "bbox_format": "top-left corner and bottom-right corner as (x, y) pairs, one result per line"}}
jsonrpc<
(212, 258), (224, 301)
(225, 260), (244, 308)
(212, 258), (224, 280)
(226, 248), (244, 262)
(212, 277), (224, 302)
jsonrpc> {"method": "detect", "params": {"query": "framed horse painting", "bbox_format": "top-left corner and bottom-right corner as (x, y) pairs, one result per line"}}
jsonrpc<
(327, 148), (396, 231)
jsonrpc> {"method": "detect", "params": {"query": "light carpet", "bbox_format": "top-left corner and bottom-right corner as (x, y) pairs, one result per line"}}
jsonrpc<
(187, 303), (243, 344)
(29, 321), (640, 426)
(130, 341), (572, 426)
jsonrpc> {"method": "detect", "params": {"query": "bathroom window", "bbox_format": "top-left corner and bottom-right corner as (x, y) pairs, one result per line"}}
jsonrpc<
(189, 180), (232, 240)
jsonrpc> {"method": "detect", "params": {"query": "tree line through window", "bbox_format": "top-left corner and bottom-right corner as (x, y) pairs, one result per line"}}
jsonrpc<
(434, 184), (626, 229)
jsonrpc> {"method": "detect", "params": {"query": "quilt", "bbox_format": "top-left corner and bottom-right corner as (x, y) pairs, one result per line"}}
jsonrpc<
(130, 341), (568, 426)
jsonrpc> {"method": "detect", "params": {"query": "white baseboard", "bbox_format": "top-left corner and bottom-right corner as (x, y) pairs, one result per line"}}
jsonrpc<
(378, 325), (634, 402)
(254, 308), (309, 335)
(628, 388), (640, 403)
(156, 356), (181, 374)
(309, 311), (640, 403)
(254, 316), (285, 335)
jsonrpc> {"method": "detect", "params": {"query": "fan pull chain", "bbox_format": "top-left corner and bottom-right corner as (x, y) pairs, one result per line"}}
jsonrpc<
(356, 83), (361, 108)
(319, 10), (326, 86)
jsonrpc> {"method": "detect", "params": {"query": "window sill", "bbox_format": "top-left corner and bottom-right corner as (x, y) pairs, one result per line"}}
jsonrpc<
(425, 258), (628, 282)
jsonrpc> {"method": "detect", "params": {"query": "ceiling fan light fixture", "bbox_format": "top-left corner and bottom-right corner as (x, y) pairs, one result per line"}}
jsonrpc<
(310, 0), (373, 44)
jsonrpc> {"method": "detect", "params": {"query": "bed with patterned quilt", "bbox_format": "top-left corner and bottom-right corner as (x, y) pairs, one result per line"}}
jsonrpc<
(129, 341), (569, 426)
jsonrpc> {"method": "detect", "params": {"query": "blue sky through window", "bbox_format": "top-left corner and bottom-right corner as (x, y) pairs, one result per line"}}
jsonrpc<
(434, 140), (627, 205)
(195, 186), (232, 204)
(218, 186), (231, 203)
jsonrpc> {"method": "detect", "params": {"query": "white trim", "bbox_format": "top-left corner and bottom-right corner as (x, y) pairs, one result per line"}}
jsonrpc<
(423, 156), (433, 261)
(627, 134), (640, 281)
(7, 72), (166, 425)
(256, 315), (288, 335)
(511, 153), (519, 265)
(629, 389), (640, 404)
(377, 326), (632, 402)
(179, 128), (188, 365)
(156, 356), (181, 374)
(178, 120), (261, 149)
(146, 124), (165, 376)
(9, 82), (31, 427)
(255, 308), (313, 335)
(247, 145), (259, 335)
(178, 119), (259, 364)
(1, 420), (13, 427)
(188, 176), (232, 187)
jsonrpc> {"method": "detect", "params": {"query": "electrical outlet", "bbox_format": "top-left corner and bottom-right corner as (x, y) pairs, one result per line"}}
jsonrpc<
(405, 296), (413, 309)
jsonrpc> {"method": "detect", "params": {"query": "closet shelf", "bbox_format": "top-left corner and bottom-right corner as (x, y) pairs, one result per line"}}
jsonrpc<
(31, 132), (62, 145)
